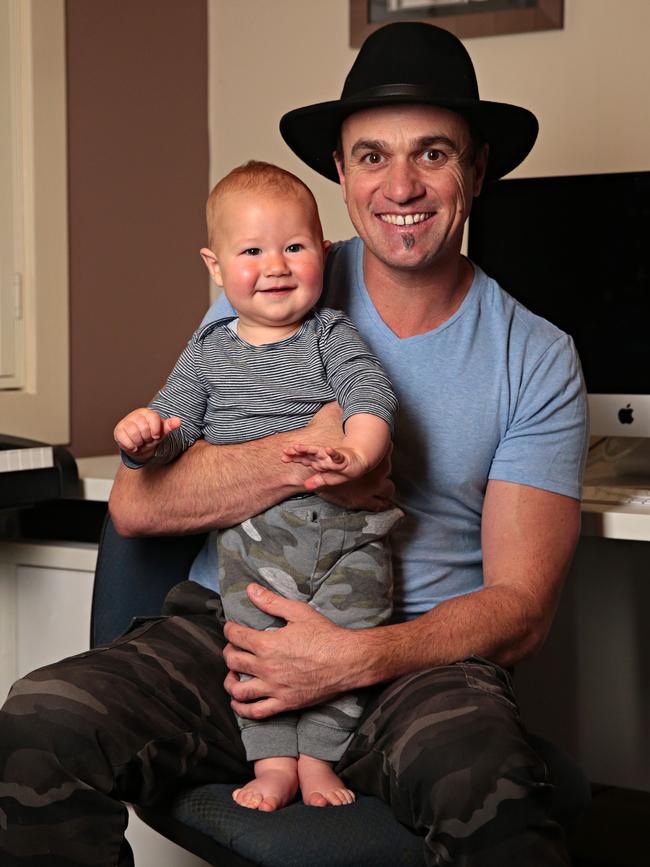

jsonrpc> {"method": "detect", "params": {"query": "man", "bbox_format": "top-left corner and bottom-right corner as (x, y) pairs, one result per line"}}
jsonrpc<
(0, 23), (588, 866)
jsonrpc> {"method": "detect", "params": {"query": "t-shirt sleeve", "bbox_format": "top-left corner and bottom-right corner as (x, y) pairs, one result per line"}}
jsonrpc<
(319, 312), (398, 433)
(124, 298), (231, 468)
(146, 331), (211, 463)
(488, 333), (588, 499)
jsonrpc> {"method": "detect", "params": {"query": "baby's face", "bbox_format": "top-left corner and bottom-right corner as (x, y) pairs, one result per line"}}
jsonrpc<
(209, 189), (328, 331)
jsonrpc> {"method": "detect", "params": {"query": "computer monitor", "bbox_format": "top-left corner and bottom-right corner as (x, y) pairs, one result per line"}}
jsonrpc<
(468, 170), (650, 438)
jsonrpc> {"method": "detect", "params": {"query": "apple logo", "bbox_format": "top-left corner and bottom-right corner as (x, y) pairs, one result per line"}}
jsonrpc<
(618, 404), (634, 425)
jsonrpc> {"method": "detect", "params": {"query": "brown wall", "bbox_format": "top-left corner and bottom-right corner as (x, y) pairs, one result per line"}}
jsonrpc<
(66, 0), (209, 457)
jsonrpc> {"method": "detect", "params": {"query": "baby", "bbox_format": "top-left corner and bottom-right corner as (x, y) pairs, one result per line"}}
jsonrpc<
(114, 161), (402, 813)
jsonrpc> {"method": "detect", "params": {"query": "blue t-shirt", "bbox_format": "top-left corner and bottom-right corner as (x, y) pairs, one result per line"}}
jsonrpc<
(191, 237), (588, 621)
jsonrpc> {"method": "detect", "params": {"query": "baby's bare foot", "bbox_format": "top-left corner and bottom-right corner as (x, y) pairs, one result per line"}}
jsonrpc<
(232, 757), (299, 812)
(298, 754), (355, 807)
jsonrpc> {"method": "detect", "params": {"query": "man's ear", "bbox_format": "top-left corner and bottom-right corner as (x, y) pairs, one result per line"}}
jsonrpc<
(473, 143), (489, 197)
(333, 151), (347, 202)
(200, 247), (223, 285)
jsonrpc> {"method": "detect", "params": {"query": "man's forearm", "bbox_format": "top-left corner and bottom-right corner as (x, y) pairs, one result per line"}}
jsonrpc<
(340, 583), (553, 691)
(109, 434), (306, 537)
(339, 483), (578, 690)
(109, 402), (351, 537)
(223, 580), (552, 719)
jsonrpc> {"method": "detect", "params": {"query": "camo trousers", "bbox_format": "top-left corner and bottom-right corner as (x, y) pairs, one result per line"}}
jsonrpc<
(218, 496), (403, 762)
(0, 581), (570, 866)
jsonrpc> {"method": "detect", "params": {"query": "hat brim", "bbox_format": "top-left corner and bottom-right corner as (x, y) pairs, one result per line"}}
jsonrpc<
(280, 93), (538, 184)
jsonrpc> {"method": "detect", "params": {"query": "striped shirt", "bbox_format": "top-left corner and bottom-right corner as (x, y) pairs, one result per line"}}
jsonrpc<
(145, 307), (397, 463)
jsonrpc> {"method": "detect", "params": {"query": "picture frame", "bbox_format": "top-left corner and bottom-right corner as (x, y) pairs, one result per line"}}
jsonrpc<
(350, 0), (564, 47)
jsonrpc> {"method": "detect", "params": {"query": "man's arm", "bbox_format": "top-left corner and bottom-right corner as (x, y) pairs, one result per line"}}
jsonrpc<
(110, 437), (295, 537)
(109, 402), (395, 536)
(223, 480), (581, 719)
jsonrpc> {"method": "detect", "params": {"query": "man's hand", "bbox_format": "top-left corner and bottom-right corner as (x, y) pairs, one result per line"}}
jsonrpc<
(223, 584), (359, 719)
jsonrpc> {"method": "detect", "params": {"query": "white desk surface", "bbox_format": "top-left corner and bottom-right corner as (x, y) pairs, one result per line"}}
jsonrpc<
(76, 454), (121, 502)
(75, 455), (650, 543)
(580, 501), (650, 542)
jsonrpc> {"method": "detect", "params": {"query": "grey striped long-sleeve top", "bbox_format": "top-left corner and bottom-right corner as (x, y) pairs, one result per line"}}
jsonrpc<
(144, 307), (397, 464)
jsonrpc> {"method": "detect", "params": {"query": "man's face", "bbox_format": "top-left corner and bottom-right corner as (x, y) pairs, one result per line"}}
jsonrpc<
(334, 104), (487, 278)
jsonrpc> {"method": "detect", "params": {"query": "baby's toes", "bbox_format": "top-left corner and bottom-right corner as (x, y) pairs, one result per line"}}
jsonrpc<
(233, 787), (263, 809)
(328, 787), (356, 806)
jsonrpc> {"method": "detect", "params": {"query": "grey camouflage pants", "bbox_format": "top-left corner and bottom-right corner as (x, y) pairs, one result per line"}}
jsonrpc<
(0, 580), (572, 866)
(218, 496), (403, 761)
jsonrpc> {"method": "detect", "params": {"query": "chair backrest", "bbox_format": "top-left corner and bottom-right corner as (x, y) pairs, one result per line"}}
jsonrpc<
(90, 514), (207, 647)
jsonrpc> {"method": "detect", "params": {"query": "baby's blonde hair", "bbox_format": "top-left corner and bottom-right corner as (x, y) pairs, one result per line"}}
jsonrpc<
(206, 160), (321, 248)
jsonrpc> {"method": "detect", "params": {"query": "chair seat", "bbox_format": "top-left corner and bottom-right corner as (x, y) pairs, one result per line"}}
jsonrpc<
(166, 784), (424, 867)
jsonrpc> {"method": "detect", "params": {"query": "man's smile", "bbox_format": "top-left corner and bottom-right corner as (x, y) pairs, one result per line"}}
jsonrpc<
(377, 212), (433, 226)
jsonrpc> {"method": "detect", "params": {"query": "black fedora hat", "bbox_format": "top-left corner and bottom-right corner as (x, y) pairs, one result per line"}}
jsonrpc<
(280, 22), (538, 184)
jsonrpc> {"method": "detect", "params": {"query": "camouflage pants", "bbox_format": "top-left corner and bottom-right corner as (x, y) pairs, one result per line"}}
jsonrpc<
(218, 496), (403, 762)
(0, 581), (570, 866)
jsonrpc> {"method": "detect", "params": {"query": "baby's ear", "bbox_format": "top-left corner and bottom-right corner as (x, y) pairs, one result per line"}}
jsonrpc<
(200, 247), (223, 285)
(322, 240), (332, 258)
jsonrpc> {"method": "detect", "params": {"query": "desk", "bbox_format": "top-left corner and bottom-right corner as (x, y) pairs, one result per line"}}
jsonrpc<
(581, 499), (650, 543)
(519, 459), (650, 792)
(64, 453), (650, 543)
(0, 457), (120, 694)
(2, 455), (650, 797)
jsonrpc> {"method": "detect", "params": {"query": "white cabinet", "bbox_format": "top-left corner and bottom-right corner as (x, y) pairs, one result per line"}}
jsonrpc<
(0, 541), (96, 697)
(0, 539), (207, 867)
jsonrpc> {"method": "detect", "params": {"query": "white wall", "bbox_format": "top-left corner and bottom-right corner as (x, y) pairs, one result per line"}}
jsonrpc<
(0, 0), (69, 443)
(208, 0), (356, 245)
(467, 0), (650, 178)
(208, 0), (650, 244)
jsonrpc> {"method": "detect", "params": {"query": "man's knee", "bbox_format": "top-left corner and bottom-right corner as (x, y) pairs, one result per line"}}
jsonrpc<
(356, 658), (516, 735)
(344, 659), (548, 801)
(403, 659), (538, 760)
(0, 666), (112, 789)
(340, 659), (555, 858)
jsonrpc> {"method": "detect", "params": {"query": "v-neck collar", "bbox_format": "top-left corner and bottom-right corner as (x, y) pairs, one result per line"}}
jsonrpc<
(351, 237), (480, 344)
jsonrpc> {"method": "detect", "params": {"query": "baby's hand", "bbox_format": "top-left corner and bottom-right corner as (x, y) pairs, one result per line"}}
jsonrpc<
(282, 444), (367, 490)
(113, 408), (181, 460)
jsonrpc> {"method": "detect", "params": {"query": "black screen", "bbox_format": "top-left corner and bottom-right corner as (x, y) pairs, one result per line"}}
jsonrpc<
(468, 171), (650, 394)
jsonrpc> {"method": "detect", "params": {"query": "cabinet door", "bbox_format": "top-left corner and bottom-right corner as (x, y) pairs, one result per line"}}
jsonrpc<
(15, 563), (94, 676)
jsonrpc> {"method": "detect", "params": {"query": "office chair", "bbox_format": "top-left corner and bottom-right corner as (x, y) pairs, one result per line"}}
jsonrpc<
(91, 515), (590, 866)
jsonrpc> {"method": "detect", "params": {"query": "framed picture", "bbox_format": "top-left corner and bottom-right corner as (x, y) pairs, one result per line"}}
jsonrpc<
(350, 0), (564, 47)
